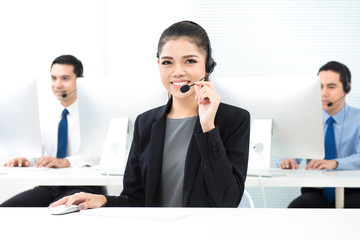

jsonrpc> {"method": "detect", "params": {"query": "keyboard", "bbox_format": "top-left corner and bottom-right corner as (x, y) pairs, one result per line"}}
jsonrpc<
(247, 169), (284, 178)
(247, 168), (326, 177)
(0, 167), (53, 174)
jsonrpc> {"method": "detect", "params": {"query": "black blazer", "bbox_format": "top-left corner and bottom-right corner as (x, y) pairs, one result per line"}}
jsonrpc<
(105, 98), (250, 207)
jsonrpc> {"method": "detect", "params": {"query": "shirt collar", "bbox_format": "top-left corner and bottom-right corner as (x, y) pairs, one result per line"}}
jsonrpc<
(322, 102), (348, 125)
(62, 100), (78, 117)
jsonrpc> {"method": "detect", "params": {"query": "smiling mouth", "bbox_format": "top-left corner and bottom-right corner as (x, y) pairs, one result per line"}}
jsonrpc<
(171, 81), (189, 86)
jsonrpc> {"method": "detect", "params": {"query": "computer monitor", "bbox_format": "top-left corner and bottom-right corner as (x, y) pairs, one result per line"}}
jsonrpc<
(214, 76), (324, 170)
(77, 77), (168, 174)
(0, 79), (42, 161)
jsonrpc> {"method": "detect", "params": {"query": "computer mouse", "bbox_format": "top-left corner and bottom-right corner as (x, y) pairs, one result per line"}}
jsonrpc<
(49, 204), (80, 215)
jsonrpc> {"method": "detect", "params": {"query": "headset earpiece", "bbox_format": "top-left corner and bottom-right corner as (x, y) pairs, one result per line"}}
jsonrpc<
(345, 82), (351, 93)
(342, 63), (351, 93)
(207, 61), (217, 74)
(205, 35), (216, 74)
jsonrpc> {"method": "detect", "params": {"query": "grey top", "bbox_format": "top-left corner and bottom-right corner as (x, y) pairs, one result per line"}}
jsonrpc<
(159, 116), (197, 207)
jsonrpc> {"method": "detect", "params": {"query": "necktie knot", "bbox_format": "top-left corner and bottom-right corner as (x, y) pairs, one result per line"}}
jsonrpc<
(62, 109), (69, 118)
(327, 116), (335, 125)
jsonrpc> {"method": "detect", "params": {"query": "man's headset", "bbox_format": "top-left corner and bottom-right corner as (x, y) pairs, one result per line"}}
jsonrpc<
(326, 62), (351, 107)
(341, 63), (351, 93)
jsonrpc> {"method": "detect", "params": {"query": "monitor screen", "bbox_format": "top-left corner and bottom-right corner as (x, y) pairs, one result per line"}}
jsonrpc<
(76, 77), (168, 157)
(214, 76), (324, 161)
(0, 79), (42, 160)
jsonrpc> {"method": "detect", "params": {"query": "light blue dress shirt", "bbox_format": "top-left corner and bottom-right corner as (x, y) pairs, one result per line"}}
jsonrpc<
(277, 103), (360, 170)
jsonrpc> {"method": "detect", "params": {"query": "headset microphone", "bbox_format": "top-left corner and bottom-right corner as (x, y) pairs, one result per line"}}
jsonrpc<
(180, 84), (191, 93)
(180, 62), (217, 93)
(327, 94), (346, 107)
(180, 72), (211, 93)
(61, 89), (77, 98)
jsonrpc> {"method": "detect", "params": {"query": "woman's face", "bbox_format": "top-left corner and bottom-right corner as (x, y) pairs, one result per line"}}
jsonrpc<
(158, 37), (207, 100)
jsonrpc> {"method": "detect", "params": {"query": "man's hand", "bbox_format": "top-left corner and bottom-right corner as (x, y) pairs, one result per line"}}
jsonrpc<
(3, 158), (30, 167)
(35, 156), (70, 168)
(306, 159), (338, 170)
(279, 158), (299, 169)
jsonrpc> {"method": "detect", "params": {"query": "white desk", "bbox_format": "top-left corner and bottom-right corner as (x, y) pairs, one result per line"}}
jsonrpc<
(1, 167), (359, 208)
(246, 168), (360, 208)
(0, 207), (358, 240)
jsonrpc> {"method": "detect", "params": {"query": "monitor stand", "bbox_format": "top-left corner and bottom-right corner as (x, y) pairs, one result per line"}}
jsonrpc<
(99, 117), (129, 176)
(247, 119), (272, 176)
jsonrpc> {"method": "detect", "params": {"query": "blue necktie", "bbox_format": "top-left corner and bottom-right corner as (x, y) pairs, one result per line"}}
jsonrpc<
(323, 116), (336, 203)
(56, 109), (69, 158)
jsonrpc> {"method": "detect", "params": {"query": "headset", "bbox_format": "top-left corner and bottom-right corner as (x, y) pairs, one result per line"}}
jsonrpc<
(184, 21), (217, 74)
(321, 61), (351, 107)
(203, 29), (216, 74)
(341, 63), (351, 93)
(175, 21), (217, 93)
(205, 36), (217, 74)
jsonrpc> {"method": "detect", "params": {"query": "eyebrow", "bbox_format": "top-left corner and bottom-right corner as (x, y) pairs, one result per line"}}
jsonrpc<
(160, 54), (200, 60)
(51, 75), (71, 78)
(182, 54), (199, 59)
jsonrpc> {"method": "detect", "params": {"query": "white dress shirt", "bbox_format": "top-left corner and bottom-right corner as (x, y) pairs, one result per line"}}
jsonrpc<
(29, 100), (99, 167)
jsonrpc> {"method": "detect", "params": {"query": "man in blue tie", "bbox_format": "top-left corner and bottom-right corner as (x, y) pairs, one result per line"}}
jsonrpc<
(278, 61), (360, 208)
(1, 55), (104, 207)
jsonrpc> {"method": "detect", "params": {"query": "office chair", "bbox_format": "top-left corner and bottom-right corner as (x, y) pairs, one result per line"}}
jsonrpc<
(238, 190), (255, 208)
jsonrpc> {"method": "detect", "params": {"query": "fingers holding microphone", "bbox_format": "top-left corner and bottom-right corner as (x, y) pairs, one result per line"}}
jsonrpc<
(194, 81), (221, 132)
(193, 81), (221, 105)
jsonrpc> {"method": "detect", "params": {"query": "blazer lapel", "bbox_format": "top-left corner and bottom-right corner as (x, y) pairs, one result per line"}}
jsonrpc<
(182, 118), (202, 206)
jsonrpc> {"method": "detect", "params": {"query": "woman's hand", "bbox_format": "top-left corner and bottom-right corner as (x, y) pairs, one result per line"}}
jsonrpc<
(194, 81), (221, 132)
(49, 192), (107, 210)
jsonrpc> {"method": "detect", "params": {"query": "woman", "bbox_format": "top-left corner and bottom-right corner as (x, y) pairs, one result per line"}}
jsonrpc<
(50, 21), (250, 209)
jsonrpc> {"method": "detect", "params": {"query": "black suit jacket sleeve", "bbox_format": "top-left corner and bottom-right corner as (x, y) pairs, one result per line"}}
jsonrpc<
(195, 107), (250, 207)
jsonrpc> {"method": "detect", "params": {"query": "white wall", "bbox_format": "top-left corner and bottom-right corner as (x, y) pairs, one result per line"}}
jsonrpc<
(0, 0), (106, 80)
